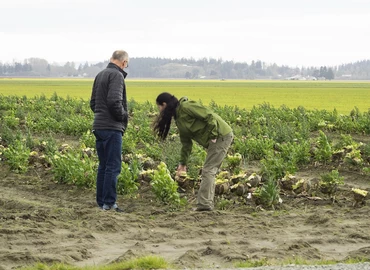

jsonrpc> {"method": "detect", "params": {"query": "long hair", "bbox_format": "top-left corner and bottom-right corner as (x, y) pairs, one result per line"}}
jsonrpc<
(153, 92), (179, 140)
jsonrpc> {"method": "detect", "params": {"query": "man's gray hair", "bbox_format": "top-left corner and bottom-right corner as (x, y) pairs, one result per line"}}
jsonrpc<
(111, 50), (129, 62)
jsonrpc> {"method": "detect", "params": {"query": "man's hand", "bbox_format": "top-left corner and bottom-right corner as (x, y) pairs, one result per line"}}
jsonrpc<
(176, 164), (187, 176)
(211, 139), (217, 143)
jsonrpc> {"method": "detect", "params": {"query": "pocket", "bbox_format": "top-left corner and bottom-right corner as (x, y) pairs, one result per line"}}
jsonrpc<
(93, 130), (110, 141)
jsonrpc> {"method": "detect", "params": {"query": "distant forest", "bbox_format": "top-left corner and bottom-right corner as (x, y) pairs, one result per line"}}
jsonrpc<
(1, 57), (370, 80)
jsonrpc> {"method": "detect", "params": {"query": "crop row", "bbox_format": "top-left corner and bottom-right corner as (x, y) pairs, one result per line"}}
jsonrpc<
(0, 94), (370, 208)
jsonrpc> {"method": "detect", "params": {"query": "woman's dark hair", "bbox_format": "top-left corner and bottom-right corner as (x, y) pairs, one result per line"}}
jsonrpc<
(153, 92), (179, 140)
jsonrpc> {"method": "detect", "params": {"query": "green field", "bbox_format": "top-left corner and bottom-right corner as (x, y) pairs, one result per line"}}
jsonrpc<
(0, 78), (369, 114)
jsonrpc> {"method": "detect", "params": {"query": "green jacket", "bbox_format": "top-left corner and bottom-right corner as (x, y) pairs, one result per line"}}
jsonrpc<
(175, 97), (232, 165)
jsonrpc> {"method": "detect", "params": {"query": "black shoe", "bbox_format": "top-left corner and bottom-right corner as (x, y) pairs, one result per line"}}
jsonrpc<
(114, 207), (124, 213)
(192, 207), (212, 212)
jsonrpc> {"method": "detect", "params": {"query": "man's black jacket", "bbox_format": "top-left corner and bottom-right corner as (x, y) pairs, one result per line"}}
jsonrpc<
(90, 63), (128, 133)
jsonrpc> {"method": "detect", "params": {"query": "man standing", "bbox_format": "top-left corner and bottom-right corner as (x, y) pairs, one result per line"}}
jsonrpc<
(90, 50), (129, 212)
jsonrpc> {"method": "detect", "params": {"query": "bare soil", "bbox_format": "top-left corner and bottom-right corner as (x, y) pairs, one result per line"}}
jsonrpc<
(1, 165), (370, 270)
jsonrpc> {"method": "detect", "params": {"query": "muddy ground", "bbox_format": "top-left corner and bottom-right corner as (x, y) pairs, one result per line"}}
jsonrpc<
(1, 165), (370, 270)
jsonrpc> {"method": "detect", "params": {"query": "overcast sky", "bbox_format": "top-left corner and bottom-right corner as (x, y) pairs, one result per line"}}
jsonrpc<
(1, 0), (369, 67)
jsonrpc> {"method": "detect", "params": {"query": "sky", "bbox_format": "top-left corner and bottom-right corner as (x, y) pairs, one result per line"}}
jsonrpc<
(1, 0), (370, 67)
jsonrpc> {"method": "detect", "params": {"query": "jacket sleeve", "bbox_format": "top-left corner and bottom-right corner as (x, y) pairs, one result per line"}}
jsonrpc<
(179, 134), (193, 165)
(107, 73), (128, 122)
(185, 102), (219, 139)
(90, 78), (97, 112)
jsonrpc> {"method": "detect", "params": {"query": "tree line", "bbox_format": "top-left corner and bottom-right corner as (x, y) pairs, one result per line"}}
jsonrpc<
(1, 57), (370, 80)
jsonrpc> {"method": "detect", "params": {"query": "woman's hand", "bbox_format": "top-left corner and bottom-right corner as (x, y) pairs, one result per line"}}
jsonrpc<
(176, 164), (187, 176)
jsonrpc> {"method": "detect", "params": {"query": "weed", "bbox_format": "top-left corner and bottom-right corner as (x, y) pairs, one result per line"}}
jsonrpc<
(235, 257), (269, 268)
(22, 255), (170, 270)
(216, 197), (233, 210)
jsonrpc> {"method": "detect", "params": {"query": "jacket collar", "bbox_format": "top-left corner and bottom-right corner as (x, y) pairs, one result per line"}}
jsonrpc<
(179, 96), (188, 103)
(175, 97), (188, 120)
(107, 62), (128, 78)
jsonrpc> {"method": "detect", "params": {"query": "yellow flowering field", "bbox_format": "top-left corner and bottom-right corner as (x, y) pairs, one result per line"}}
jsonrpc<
(0, 78), (369, 114)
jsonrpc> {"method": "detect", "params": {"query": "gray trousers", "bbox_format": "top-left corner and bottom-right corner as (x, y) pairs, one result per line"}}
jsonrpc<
(197, 132), (233, 209)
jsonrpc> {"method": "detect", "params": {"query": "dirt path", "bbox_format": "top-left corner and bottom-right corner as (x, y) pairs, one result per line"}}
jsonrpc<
(1, 167), (370, 270)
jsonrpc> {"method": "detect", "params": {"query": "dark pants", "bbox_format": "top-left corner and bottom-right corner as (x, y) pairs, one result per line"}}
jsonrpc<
(93, 129), (122, 208)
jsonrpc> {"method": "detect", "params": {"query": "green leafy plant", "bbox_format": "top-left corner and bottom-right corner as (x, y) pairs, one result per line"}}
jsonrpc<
(225, 153), (242, 174)
(216, 197), (233, 210)
(151, 162), (181, 207)
(79, 130), (96, 149)
(49, 147), (97, 188)
(333, 134), (356, 150)
(314, 130), (333, 163)
(187, 143), (207, 179)
(117, 157), (141, 196)
(234, 136), (274, 161)
(121, 127), (139, 155)
(362, 167), (370, 175)
(344, 149), (363, 166)
(39, 136), (59, 156)
(260, 151), (296, 181)
(278, 140), (311, 167)
(3, 110), (20, 129)
(159, 139), (182, 174)
(3, 139), (30, 173)
(320, 170), (344, 196)
(253, 178), (281, 209)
